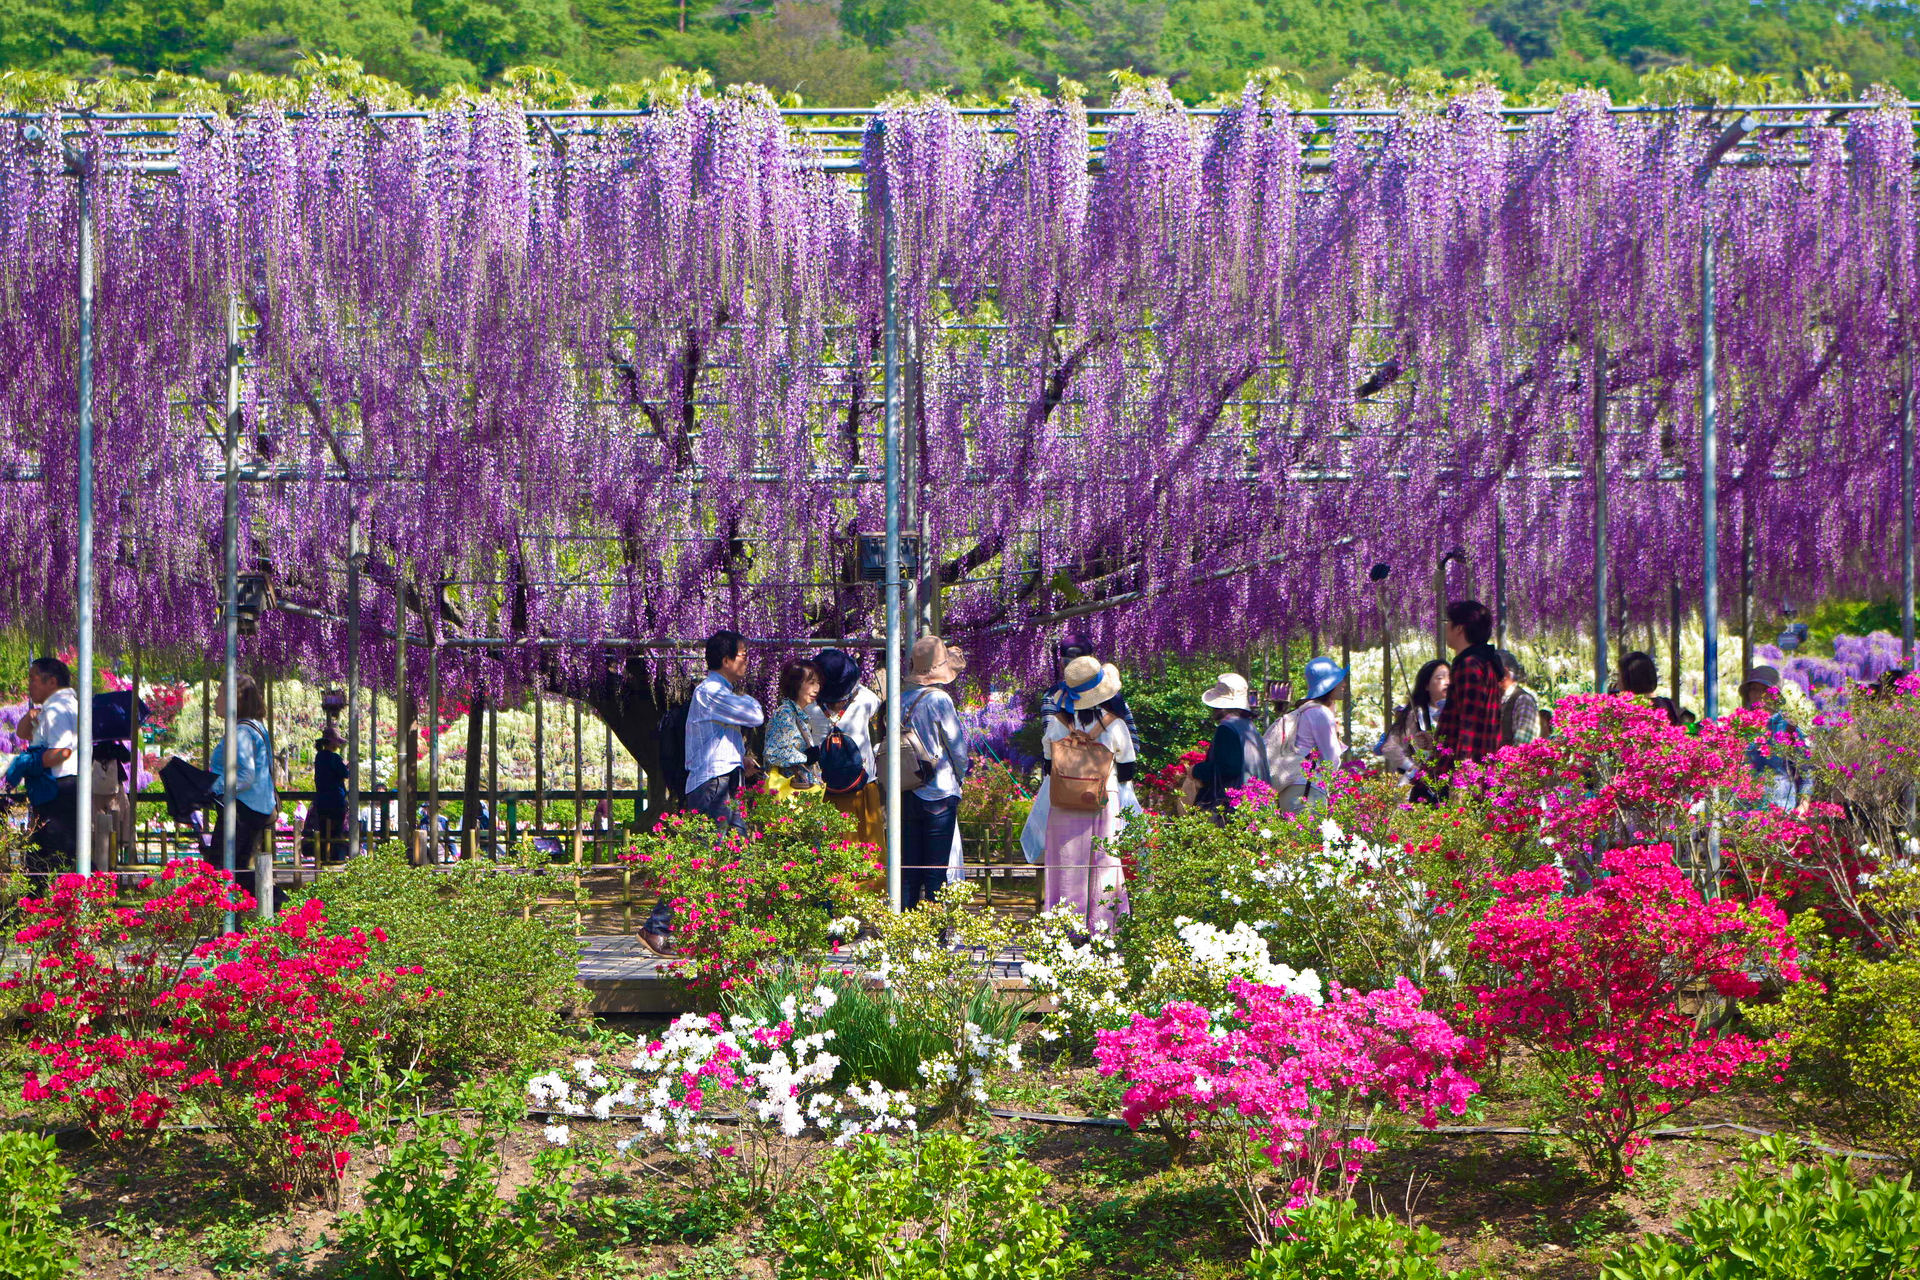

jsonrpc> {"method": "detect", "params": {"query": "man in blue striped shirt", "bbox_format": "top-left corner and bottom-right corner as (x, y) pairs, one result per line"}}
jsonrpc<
(643, 630), (764, 955)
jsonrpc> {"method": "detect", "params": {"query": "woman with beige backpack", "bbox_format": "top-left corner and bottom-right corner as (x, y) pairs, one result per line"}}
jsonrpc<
(1040, 656), (1136, 934)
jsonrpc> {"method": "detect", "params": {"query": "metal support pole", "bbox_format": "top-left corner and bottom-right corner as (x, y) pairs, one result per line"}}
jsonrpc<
(487, 700), (499, 859)
(1740, 516), (1754, 678)
(881, 177), (904, 912)
(394, 579), (410, 859)
(221, 295), (241, 926)
(534, 694), (545, 829)
(1592, 340), (1610, 694)
(603, 714), (613, 835)
(1904, 346), (1915, 668)
(1494, 484), (1508, 651)
(1340, 633), (1352, 744)
(1669, 579), (1682, 708)
(370, 686), (379, 835)
(427, 628), (440, 861)
(572, 698), (584, 865)
(73, 151), (96, 877)
(126, 643), (140, 856)
(346, 514), (362, 857)
(1702, 226), (1721, 719)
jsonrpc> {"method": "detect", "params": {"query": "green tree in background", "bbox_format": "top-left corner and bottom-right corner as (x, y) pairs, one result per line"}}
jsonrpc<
(3, 0), (1919, 107)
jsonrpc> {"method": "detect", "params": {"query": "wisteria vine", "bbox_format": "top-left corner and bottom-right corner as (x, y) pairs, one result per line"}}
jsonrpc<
(0, 84), (1911, 696)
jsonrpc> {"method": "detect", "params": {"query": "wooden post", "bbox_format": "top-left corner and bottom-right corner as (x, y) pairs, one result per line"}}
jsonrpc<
(201, 671), (211, 768)
(603, 714), (613, 845)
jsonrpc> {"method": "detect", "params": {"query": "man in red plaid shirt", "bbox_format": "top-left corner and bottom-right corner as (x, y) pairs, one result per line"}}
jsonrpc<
(1435, 600), (1504, 772)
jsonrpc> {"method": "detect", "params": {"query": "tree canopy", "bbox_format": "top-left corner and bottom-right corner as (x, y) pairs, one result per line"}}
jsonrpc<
(4, 0), (1920, 104)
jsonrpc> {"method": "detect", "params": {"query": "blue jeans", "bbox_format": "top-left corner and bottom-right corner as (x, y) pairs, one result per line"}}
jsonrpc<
(646, 770), (743, 935)
(902, 791), (959, 910)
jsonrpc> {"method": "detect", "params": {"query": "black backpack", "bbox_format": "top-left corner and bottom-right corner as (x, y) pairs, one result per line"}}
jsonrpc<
(819, 720), (870, 794)
(656, 702), (691, 800)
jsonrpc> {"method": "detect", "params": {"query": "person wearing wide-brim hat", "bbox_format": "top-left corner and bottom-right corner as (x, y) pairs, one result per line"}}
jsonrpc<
(899, 636), (972, 909)
(1191, 672), (1270, 811)
(1269, 657), (1348, 814)
(1737, 664), (1812, 814)
(805, 647), (885, 860)
(302, 725), (352, 865)
(1035, 655), (1136, 933)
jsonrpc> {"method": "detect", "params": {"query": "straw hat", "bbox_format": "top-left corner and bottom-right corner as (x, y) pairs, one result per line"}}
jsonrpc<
(906, 635), (966, 687)
(1201, 672), (1251, 711)
(1059, 655), (1121, 710)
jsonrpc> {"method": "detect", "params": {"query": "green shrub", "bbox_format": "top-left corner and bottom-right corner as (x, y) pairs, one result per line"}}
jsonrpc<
(629, 792), (884, 989)
(335, 1090), (602, 1280)
(293, 846), (582, 1074)
(1760, 917), (1920, 1163)
(728, 960), (1026, 1093)
(1245, 1197), (1455, 1280)
(773, 1133), (1088, 1280)
(1600, 1138), (1920, 1279)
(0, 1131), (76, 1280)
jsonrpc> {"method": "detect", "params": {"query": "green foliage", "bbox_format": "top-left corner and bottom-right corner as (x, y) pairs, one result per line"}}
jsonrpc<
(1245, 1197), (1455, 1280)
(292, 845), (582, 1075)
(726, 961), (1025, 1091)
(1761, 922), (1920, 1164)
(845, 882), (1027, 1116)
(0, 1132), (76, 1280)
(772, 1132), (1089, 1280)
(633, 791), (883, 989)
(335, 1086), (606, 1280)
(1801, 596), (1903, 660)
(1111, 657), (1221, 772)
(1599, 1137), (1920, 1279)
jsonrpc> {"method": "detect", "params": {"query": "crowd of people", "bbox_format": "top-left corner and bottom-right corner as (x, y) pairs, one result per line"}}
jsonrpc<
(2, 596), (1826, 928)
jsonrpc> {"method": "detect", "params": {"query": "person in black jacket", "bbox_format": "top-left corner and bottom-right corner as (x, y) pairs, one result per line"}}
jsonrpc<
(301, 727), (351, 864)
(1191, 672), (1270, 810)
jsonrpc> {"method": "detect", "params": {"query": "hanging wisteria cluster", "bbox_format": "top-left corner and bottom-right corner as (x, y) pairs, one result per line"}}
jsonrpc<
(0, 83), (1912, 695)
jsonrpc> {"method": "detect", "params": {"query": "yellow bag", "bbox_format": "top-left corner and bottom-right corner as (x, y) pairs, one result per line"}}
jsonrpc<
(765, 767), (821, 806)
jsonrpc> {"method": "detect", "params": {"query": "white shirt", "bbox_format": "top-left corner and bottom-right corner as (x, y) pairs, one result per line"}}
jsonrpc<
(1293, 702), (1343, 776)
(805, 685), (882, 780)
(685, 673), (765, 793)
(1042, 710), (1136, 798)
(30, 688), (79, 779)
(904, 685), (968, 802)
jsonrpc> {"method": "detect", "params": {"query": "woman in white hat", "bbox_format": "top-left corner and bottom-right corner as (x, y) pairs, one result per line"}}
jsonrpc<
(1038, 656), (1136, 933)
(1191, 672), (1271, 810)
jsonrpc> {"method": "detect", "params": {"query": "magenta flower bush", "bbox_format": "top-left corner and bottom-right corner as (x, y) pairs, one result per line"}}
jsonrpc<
(1093, 976), (1478, 1244)
(1467, 845), (1800, 1183)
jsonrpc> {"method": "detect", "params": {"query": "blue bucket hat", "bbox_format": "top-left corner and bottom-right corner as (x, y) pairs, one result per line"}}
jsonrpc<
(810, 649), (864, 707)
(1303, 656), (1348, 701)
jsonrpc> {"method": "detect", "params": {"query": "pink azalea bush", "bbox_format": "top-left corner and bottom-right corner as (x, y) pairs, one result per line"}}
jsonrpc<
(6, 862), (421, 1202)
(1094, 976), (1478, 1245)
(1467, 845), (1800, 1183)
(1468, 694), (1761, 855)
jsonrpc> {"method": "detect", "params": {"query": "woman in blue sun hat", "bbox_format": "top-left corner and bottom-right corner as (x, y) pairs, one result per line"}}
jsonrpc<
(1267, 655), (1348, 813)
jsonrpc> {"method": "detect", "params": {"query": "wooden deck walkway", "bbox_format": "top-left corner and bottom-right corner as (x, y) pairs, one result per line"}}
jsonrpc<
(574, 936), (1035, 1014)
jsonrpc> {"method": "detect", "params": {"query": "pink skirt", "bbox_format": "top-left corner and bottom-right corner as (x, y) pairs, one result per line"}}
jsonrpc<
(1043, 803), (1129, 933)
